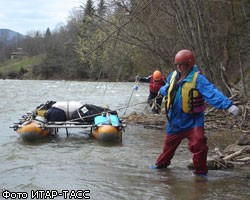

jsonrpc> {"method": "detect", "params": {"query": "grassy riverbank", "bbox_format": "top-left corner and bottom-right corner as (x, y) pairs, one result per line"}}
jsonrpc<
(0, 54), (45, 79)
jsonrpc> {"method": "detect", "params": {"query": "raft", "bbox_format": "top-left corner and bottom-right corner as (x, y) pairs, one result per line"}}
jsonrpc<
(10, 101), (125, 142)
(92, 115), (123, 141)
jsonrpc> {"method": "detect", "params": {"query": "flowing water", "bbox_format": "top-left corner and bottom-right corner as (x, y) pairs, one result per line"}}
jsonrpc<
(0, 79), (249, 200)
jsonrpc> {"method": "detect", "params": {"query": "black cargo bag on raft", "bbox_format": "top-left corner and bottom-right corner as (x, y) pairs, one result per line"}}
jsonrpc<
(45, 107), (67, 122)
(72, 104), (118, 123)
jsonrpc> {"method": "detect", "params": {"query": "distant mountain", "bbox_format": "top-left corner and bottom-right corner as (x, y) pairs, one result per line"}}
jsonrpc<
(0, 29), (26, 45)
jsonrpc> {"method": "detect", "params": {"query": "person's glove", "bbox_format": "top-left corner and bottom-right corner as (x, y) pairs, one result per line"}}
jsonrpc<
(227, 105), (239, 116)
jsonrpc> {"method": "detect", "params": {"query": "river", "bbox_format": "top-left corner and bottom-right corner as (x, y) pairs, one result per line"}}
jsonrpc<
(0, 79), (249, 200)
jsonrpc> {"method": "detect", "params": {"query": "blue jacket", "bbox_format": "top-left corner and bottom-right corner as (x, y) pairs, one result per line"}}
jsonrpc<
(159, 66), (232, 134)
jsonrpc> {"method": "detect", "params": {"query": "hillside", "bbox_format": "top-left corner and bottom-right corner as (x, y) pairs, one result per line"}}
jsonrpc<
(0, 54), (45, 79)
(0, 29), (26, 44)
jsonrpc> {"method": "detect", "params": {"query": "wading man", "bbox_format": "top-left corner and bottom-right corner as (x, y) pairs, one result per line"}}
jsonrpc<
(151, 49), (239, 178)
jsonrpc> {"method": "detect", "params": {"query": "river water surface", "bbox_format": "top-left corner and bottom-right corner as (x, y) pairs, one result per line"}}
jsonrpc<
(0, 79), (249, 200)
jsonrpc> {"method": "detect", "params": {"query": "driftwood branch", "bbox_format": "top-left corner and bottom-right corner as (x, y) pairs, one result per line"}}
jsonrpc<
(223, 147), (247, 161)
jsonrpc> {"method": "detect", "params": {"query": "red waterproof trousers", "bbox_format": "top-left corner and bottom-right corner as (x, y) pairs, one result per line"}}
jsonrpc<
(155, 126), (208, 174)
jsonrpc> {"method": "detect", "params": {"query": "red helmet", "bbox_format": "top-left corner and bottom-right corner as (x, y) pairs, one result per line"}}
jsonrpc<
(174, 49), (195, 68)
(152, 70), (162, 81)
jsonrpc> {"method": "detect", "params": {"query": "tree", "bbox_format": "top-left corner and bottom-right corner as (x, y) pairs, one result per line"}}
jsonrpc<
(84, 0), (95, 17)
(44, 28), (52, 52)
(165, 0), (249, 96)
(97, 0), (107, 18)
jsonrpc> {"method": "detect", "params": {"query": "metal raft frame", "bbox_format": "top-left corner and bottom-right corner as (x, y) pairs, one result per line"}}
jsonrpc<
(10, 118), (126, 138)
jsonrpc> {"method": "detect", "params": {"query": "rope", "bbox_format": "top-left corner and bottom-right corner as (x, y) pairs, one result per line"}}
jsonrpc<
(68, 94), (164, 122)
(123, 80), (139, 116)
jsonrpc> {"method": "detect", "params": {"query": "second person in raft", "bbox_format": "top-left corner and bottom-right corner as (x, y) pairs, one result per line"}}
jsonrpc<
(137, 70), (166, 114)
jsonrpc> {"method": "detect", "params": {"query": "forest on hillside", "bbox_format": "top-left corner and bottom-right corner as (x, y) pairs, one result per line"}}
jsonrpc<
(0, 0), (249, 97)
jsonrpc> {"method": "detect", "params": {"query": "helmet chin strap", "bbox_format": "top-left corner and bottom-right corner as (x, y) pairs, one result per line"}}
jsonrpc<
(180, 68), (191, 75)
(176, 64), (191, 76)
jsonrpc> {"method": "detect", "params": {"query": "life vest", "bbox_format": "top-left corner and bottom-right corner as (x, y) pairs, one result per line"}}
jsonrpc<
(149, 76), (165, 93)
(167, 71), (205, 114)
